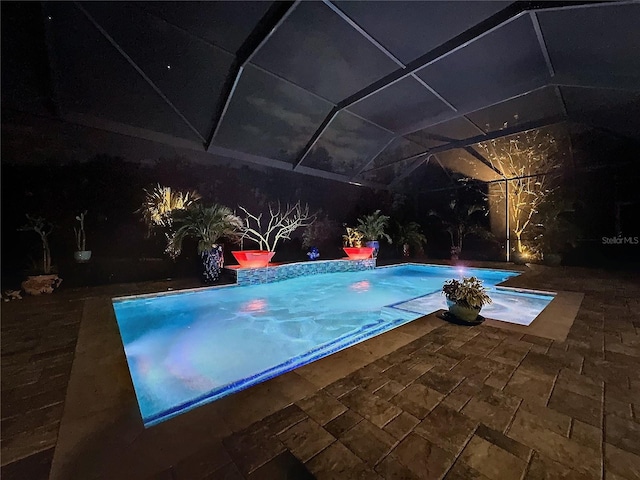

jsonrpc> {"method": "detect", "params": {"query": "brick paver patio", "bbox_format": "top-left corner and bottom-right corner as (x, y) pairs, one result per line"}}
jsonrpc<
(1, 263), (639, 479)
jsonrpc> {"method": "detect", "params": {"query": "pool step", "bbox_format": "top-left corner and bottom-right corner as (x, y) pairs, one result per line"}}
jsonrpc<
(379, 306), (421, 323)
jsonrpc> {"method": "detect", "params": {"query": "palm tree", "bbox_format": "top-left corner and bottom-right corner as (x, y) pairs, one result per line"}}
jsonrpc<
(167, 204), (243, 283)
(394, 221), (427, 257)
(356, 210), (392, 243)
(429, 196), (492, 258)
(139, 184), (201, 235)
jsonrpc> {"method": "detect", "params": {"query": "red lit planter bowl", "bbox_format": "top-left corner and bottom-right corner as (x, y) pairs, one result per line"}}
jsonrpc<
(343, 247), (374, 260)
(231, 250), (275, 268)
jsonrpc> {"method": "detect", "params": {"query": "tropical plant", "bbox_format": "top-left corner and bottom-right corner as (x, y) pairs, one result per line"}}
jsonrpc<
(343, 226), (364, 248)
(167, 204), (243, 258)
(394, 221), (427, 255)
(18, 215), (54, 274)
(442, 277), (492, 309)
(238, 201), (316, 252)
(356, 210), (392, 243)
(429, 194), (492, 255)
(139, 184), (201, 235)
(531, 190), (580, 257)
(74, 210), (88, 251)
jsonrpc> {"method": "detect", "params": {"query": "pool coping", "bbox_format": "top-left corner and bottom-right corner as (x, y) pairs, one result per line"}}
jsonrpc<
(109, 262), (579, 427)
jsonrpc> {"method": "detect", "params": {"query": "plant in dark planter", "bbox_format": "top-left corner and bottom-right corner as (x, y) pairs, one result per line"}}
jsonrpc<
(442, 276), (492, 324)
(394, 221), (427, 258)
(73, 210), (92, 263)
(429, 194), (492, 262)
(167, 204), (243, 283)
(17, 215), (63, 295)
(357, 210), (392, 258)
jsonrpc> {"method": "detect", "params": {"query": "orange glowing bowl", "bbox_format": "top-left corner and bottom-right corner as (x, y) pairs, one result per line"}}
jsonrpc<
(343, 247), (374, 260)
(231, 250), (275, 268)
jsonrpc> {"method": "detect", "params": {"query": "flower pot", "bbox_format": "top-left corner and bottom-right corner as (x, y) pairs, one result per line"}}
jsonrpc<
(201, 245), (224, 283)
(447, 299), (482, 323)
(21, 274), (62, 295)
(307, 246), (320, 261)
(365, 241), (380, 258)
(343, 247), (374, 260)
(231, 250), (275, 268)
(74, 250), (92, 263)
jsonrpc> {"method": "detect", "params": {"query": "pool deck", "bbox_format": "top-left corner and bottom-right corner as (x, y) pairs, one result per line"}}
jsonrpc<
(1, 260), (639, 479)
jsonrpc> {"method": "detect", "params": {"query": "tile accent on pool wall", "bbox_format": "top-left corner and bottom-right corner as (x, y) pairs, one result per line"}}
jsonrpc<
(226, 258), (377, 286)
(143, 310), (417, 426)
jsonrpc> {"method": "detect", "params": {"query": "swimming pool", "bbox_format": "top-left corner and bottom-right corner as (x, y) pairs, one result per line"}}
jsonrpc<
(112, 263), (551, 426)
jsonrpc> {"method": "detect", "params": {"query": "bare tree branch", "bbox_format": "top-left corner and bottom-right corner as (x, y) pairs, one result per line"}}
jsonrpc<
(238, 201), (317, 252)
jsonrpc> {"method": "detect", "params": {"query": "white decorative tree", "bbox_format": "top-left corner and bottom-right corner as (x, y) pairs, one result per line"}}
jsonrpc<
(238, 201), (317, 252)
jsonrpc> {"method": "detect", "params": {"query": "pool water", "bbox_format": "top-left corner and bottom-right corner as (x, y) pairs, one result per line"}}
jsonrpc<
(112, 264), (550, 426)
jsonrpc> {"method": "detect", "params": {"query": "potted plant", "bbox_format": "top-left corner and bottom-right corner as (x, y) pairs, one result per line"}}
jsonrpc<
(236, 201), (316, 268)
(429, 193), (492, 261)
(394, 221), (427, 258)
(342, 226), (373, 260)
(17, 214), (62, 295)
(356, 210), (392, 258)
(73, 210), (92, 263)
(442, 276), (492, 324)
(167, 203), (243, 283)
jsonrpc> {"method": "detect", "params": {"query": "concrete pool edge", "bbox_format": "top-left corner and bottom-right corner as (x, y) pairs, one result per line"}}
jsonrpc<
(483, 290), (584, 342)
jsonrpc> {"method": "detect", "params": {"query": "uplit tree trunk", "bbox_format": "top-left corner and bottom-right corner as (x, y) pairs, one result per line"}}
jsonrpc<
(478, 128), (562, 254)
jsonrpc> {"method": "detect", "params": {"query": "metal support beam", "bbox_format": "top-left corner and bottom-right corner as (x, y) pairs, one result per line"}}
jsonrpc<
(322, 0), (404, 68)
(505, 179), (510, 262)
(388, 154), (432, 188)
(368, 114), (568, 174)
(463, 146), (506, 179)
(463, 116), (487, 136)
(554, 85), (568, 116)
(293, 108), (340, 169)
(530, 12), (555, 78)
(428, 116), (568, 154)
(335, 2), (565, 111)
(364, 150), (432, 174)
(206, 1), (299, 150)
(400, 84), (550, 137)
(74, 2), (205, 142)
(351, 136), (397, 178)
(433, 154), (456, 185)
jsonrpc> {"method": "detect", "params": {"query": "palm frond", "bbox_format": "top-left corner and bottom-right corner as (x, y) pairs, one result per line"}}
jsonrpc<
(168, 204), (242, 257)
(138, 184), (201, 233)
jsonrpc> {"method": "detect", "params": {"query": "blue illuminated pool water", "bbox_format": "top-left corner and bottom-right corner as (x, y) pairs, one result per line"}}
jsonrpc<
(112, 264), (552, 426)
